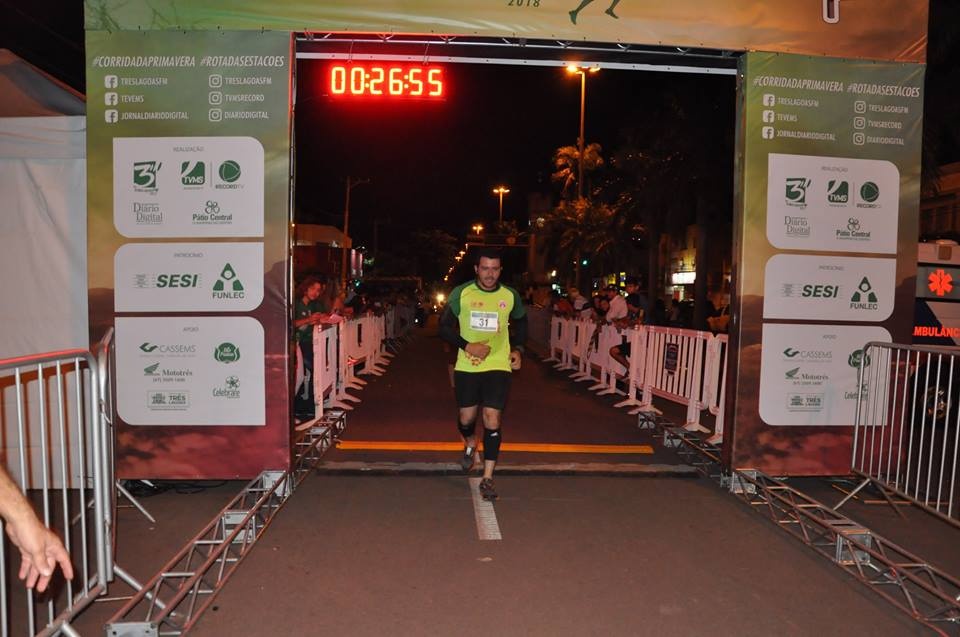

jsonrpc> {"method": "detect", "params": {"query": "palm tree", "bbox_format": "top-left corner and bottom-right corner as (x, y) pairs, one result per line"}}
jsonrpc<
(552, 143), (604, 200)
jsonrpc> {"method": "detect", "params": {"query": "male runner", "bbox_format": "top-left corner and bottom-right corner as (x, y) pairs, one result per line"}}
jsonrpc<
(439, 248), (527, 501)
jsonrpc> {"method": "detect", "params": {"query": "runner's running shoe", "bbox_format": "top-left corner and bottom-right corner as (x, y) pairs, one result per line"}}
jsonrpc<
(479, 478), (498, 501)
(460, 445), (477, 473)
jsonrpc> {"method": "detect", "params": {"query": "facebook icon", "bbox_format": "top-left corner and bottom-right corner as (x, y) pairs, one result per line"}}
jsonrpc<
(104, 109), (119, 124)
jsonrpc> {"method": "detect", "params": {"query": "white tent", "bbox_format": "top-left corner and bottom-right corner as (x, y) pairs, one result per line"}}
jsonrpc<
(0, 50), (89, 488)
(0, 49), (87, 357)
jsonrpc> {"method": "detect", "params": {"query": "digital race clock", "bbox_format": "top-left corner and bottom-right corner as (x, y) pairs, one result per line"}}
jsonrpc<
(328, 64), (445, 98)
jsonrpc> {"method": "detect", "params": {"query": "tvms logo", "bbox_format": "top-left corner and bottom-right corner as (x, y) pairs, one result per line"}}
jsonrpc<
(215, 160), (242, 190)
(785, 178), (811, 207)
(857, 181), (880, 208)
(850, 277), (879, 310)
(133, 162), (161, 192)
(827, 180), (849, 204)
(213, 263), (244, 300)
(180, 161), (206, 186)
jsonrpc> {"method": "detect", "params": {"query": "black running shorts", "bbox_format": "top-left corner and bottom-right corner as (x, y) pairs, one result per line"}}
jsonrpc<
(454, 370), (512, 410)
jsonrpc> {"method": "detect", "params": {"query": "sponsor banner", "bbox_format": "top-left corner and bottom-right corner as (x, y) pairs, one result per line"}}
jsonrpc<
(114, 242), (264, 312)
(115, 317), (265, 426)
(766, 153), (898, 253)
(762, 254), (896, 322)
(83, 0), (927, 63)
(87, 30), (291, 478)
(727, 52), (923, 476)
(114, 136), (264, 238)
(759, 324), (891, 426)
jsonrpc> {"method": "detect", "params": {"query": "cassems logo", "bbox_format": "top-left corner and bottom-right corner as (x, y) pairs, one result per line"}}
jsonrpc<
(782, 347), (832, 362)
(139, 342), (198, 355)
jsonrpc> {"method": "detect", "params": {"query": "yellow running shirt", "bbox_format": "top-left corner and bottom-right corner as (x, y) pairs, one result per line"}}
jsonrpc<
(448, 280), (526, 373)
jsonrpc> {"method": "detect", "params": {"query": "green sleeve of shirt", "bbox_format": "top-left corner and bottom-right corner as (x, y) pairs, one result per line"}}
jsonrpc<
(508, 286), (526, 319)
(448, 282), (467, 317)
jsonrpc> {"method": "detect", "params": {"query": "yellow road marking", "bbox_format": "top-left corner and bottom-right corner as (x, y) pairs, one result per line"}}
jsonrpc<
(336, 440), (653, 454)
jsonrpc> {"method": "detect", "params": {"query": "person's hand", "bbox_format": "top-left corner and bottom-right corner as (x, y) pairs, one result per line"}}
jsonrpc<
(465, 341), (490, 361)
(5, 513), (73, 593)
(509, 350), (522, 370)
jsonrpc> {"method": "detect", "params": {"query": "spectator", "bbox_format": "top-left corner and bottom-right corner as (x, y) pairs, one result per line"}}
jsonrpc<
(623, 277), (649, 325)
(605, 284), (628, 322)
(549, 290), (575, 317)
(567, 286), (591, 318)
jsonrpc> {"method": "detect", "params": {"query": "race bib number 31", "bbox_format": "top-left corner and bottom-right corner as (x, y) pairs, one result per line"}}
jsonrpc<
(470, 311), (499, 332)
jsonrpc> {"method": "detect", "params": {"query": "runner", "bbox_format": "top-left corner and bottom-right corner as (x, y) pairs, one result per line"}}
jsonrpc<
(439, 248), (527, 500)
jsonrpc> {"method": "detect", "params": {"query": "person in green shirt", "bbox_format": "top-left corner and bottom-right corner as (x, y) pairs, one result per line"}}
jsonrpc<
(439, 248), (528, 501)
(294, 276), (337, 417)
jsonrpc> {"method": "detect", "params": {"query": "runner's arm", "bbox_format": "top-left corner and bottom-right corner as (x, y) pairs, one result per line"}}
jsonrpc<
(511, 313), (528, 353)
(439, 304), (469, 351)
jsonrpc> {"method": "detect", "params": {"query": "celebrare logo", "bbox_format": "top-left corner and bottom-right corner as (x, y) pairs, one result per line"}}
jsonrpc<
(213, 375), (241, 399)
(133, 161), (161, 192)
(212, 263), (244, 299)
(850, 277), (879, 310)
(180, 161), (206, 186)
(214, 342), (241, 363)
(785, 178), (811, 206)
(827, 180), (849, 204)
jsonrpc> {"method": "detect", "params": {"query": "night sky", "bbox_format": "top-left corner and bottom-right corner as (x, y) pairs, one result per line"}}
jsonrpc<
(293, 60), (734, 247)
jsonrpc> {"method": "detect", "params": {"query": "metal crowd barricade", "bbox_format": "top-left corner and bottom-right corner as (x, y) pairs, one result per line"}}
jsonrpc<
(570, 319), (598, 384)
(544, 317), (566, 364)
(0, 346), (111, 637)
(703, 334), (729, 445)
(638, 326), (711, 430)
(837, 342), (960, 528)
(590, 324), (626, 397)
(310, 324), (339, 419)
(614, 327), (647, 411)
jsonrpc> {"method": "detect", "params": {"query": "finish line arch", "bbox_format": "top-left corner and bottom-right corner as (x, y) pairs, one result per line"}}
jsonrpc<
(84, 0), (928, 478)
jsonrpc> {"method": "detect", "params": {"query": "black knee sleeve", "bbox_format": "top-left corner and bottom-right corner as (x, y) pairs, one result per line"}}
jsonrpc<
(457, 419), (476, 439)
(483, 427), (502, 462)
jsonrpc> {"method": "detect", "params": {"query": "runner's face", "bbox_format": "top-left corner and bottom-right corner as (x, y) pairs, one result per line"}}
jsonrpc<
(475, 257), (502, 290)
(306, 282), (323, 301)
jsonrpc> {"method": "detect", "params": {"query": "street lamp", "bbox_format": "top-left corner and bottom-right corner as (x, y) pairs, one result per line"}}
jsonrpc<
(472, 223), (484, 236)
(565, 64), (600, 200)
(492, 186), (510, 225)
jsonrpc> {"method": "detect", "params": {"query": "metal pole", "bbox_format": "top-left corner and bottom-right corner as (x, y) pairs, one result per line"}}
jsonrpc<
(578, 70), (586, 201)
(498, 191), (504, 225)
(341, 177), (352, 291)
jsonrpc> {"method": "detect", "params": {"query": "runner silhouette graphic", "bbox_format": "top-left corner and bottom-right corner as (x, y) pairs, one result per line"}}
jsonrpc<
(569, 0), (621, 24)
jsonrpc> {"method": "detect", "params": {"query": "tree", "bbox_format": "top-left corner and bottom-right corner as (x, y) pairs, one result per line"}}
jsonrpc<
(552, 143), (604, 200)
